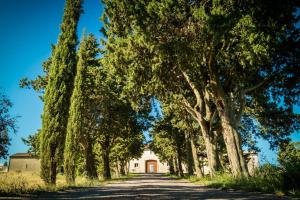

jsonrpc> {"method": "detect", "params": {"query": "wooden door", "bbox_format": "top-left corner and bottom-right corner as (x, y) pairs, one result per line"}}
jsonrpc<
(145, 160), (157, 173)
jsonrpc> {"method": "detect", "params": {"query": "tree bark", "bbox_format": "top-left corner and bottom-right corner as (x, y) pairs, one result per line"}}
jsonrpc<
(218, 106), (249, 177)
(183, 101), (219, 176)
(50, 156), (57, 185)
(207, 52), (248, 177)
(195, 113), (219, 176)
(177, 148), (184, 177)
(102, 148), (111, 180)
(185, 133), (194, 176)
(84, 142), (98, 180)
(173, 157), (179, 175)
(126, 161), (130, 175)
(168, 159), (175, 175)
(119, 160), (126, 176)
(181, 70), (219, 177)
(190, 133), (204, 177)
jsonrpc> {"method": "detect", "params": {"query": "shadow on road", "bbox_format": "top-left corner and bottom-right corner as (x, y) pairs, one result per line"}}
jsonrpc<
(29, 174), (288, 200)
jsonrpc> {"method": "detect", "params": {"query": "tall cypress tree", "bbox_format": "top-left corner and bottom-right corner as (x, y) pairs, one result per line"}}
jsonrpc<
(40, 0), (83, 185)
(64, 34), (99, 183)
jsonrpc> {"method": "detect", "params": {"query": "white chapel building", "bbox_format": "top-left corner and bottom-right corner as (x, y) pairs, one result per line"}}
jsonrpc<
(128, 147), (259, 175)
(128, 147), (169, 173)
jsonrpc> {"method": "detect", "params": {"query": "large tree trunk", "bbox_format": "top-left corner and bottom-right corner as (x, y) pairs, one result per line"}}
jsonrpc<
(102, 148), (111, 180)
(126, 161), (130, 175)
(177, 148), (184, 177)
(168, 159), (175, 175)
(207, 53), (248, 177)
(190, 133), (204, 177)
(218, 105), (249, 177)
(84, 142), (98, 180)
(173, 157), (179, 175)
(119, 160), (126, 176)
(195, 113), (220, 176)
(185, 134), (194, 176)
(63, 149), (76, 184)
(115, 159), (120, 177)
(181, 70), (220, 177)
(50, 156), (57, 185)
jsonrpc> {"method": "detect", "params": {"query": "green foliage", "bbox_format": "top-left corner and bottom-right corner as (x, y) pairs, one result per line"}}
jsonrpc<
(101, 0), (300, 177)
(278, 142), (300, 191)
(64, 33), (99, 183)
(0, 90), (17, 159)
(40, 0), (83, 185)
(94, 95), (148, 179)
(189, 164), (284, 194)
(110, 132), (144, 175)
(150, 109), (188, 177)
(150, 111), (185, 162)
(15, 0), (299, 190)
(22, 130), (41, 156)
(187, 162), (300, 197)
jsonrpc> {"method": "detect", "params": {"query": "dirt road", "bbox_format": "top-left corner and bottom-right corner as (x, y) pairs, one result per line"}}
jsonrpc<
(7, 173), (291, 199)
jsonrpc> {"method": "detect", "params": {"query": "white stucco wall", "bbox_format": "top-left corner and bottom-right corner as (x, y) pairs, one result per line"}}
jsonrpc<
(247, 153), (259, 175)
(129, 150), (169, 173)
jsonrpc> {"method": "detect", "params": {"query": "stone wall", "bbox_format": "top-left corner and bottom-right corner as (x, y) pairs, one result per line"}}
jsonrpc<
(9, 158), (41, 172)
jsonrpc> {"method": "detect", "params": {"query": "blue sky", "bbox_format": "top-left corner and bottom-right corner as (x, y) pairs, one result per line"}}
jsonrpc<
(0, 0), (299, 164)
(0, 0), (103, 162)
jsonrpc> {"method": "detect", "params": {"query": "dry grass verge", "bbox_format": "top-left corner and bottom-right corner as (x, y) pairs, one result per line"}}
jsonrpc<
(0, 172), (133, 196)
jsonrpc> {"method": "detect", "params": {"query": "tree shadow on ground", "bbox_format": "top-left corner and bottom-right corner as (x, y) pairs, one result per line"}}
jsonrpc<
(26, 174), (288, 200)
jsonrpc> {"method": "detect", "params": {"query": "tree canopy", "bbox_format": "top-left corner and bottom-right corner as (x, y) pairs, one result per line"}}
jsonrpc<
(17, 0), (300, 185)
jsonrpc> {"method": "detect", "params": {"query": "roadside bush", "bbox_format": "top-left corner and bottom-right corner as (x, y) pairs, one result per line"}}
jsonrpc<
(250, 164), (283, 192)
(188, 164), (295, 196)
(278, 142), (300, 192)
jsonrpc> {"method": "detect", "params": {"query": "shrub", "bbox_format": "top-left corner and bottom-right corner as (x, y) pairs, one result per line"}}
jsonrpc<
(187, 164), (297, 196)
(278, 142), (300, 192)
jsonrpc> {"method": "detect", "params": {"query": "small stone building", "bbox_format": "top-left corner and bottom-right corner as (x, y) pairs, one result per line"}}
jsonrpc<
(129, 148), (169, 173)
(8, 153), (40, 172)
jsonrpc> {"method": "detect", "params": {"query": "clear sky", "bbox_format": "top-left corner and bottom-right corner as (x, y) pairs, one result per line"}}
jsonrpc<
(0, 0), (103, 162)
(0, 0), (299, 164)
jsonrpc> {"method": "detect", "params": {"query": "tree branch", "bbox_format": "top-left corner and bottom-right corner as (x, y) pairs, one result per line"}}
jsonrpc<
(181, 97), (198, 121)
(180, 69), (203, 111)
(243, 79), (268, 94)
(243, 72), (279, 94)
(209, 110), (218, 132)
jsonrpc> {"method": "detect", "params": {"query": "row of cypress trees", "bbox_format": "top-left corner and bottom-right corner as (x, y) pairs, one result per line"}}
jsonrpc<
(39, 0), (144, 186)
(64, 34), (100, 184)
(40, 0), (83, 185)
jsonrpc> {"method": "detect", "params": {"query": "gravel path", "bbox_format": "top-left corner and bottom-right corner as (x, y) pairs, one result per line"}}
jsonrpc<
(4, 173), (291, 200)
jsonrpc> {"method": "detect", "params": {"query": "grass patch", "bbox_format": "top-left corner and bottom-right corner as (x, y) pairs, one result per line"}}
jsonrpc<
(165, 173), (183, 180)
(0, 172), (135, 196)
(180, 165), (299, 198)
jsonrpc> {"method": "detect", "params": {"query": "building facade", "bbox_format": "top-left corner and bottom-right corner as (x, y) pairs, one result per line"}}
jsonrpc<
(129, 149), (169, 173)
(128, 149), (259, 175)
(8, 153), (40, 172)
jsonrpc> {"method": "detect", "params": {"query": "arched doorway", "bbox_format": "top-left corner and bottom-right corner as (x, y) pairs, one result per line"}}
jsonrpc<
(145, 160), (158, 173)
